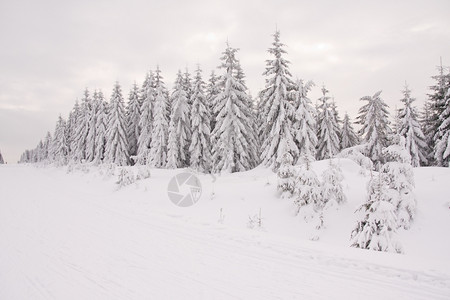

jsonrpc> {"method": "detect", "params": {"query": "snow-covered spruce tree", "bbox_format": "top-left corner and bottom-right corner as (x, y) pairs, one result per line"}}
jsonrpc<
(126, 83), (141, 160)
(154, 66), (171, 122)
(93, 94), (108, 164)
(85, 90), (101, 162)
(167, 70), (191, 168)
(277, 151), (296, 199)
(73, 89), (92, 162)
(294, 155), (323, 219)
(189, 66), (212, 172)
(66, 100), (80, 157)
(148, 74), (169, 168)
(426, 61), (450, 161)
(0, 149), (4, 164)
(340, 113), (359, 150)
(330, 99), (342, 129)
(35, 140), (45, 162)
(104, 82), (129, 166)
(19, 150), (31, 163)
(398, 85), (428, 167)
(357, 91), (391, 167)
(182, 68), (193, 105)
(51, 115), (69, 166)
(290, 79), (317, 160)
(235, 58), (260, 165)
(435, 87), (450, 167)
(137, 71), (155, 165)
(381, 136), (416, 229)
(260, 30), (296, 169)
(420, 100), (435, 165)
(350, 172), (402, 253)
(43, 131), (53, 162)
(316, 86), (340, 160)
(206, 70), (221, 132)
(321, 160), (346, 208)
(211, 43), (258, 173)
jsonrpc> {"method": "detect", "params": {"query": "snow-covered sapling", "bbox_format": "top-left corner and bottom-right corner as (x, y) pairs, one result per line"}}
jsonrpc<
(294, 156), (322, 220)
(247, 208), (264, 230)
(277, 151), (296, 199)
(381, 136), (416, 229)
(321, 160), (346, 209)
(136, 165), (151, 180)
(350, 173), (403, 253)
(218, 208), (225, 224)
(116, 168), (136, 188)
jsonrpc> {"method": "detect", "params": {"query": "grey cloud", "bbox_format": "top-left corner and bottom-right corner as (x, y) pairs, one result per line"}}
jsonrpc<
(1, 0), (449, 162)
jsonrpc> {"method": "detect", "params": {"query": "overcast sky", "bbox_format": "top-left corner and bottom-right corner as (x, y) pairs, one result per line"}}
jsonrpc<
(0, 0), (449, 163)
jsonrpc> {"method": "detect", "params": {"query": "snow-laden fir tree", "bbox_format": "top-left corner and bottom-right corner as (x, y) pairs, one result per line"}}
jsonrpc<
(66, 100), (80, 157)
(182, 68), (193, 105)
(316, 86), (340, 160)
(126, 83), (141, 160)
(154, 66), (171, 122)
(277, 151), (296, 199)
(94, 93), (108, 164)
(392, 107), (402, 136)
(294, 155), (323, 219)
(104, 82), (129, 166)
(85, 90), (100, 162)
(340, 113), (359, 150)
(148, 74), (169, 168)
(350, 172), (402, 253)
(0, 149), (4, 164)
(50, 115), (69, 165)
(137, 71), (155, 165)
(321, 160), (346, 208)
(189, 66), (212, 172)
(139, 71), (152, 107)
(357, 91), (391, 167)
(19, 150), (31, 163)
(260, 30), (296, 169)
(211, 43), (258, 173)
(420, 100), (434, 165)
(167, 70), (191, 168)
(330, 99), (342, 129)
(398, 85), (428, 167)
(43, 131), (52, 162)
(73, 89), (92, 162)
(234, 58), (260, 165)
(206, 70), (221, 132)
(381, 136), (416, 229)
(290, 79), (317, 160)
(426, 60), (450, 161)
(434, 87), (450, 167)
(35, 140), (44, 162)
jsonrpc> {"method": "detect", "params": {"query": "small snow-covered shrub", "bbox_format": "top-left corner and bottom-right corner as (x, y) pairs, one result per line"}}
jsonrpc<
(116, 168), (135, 188)
(247, 208), (264, 230)
(277, 152), (296, 199)
(350, 174), (403, 254)
(321, 160), (346, 209)
(381, 136), (416, 229)
(136, 165), (151, 180)
(294, 163), (322, 215)
(218, 208), (225, 224)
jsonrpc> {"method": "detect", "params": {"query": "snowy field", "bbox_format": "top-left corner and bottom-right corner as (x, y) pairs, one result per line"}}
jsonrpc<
(1, 160), (450, 299)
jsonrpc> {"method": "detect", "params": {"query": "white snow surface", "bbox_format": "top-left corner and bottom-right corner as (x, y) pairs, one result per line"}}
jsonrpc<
(1, 159), (449, 299)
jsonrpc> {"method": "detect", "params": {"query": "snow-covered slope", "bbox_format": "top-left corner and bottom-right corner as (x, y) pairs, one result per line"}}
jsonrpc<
(0, 161), (449, 299)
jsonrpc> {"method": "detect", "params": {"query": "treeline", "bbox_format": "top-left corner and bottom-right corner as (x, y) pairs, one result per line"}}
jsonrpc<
(19, 31), (450, 170)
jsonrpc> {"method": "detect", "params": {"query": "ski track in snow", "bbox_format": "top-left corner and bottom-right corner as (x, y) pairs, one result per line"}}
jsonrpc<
(0, 165), (449, 299)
